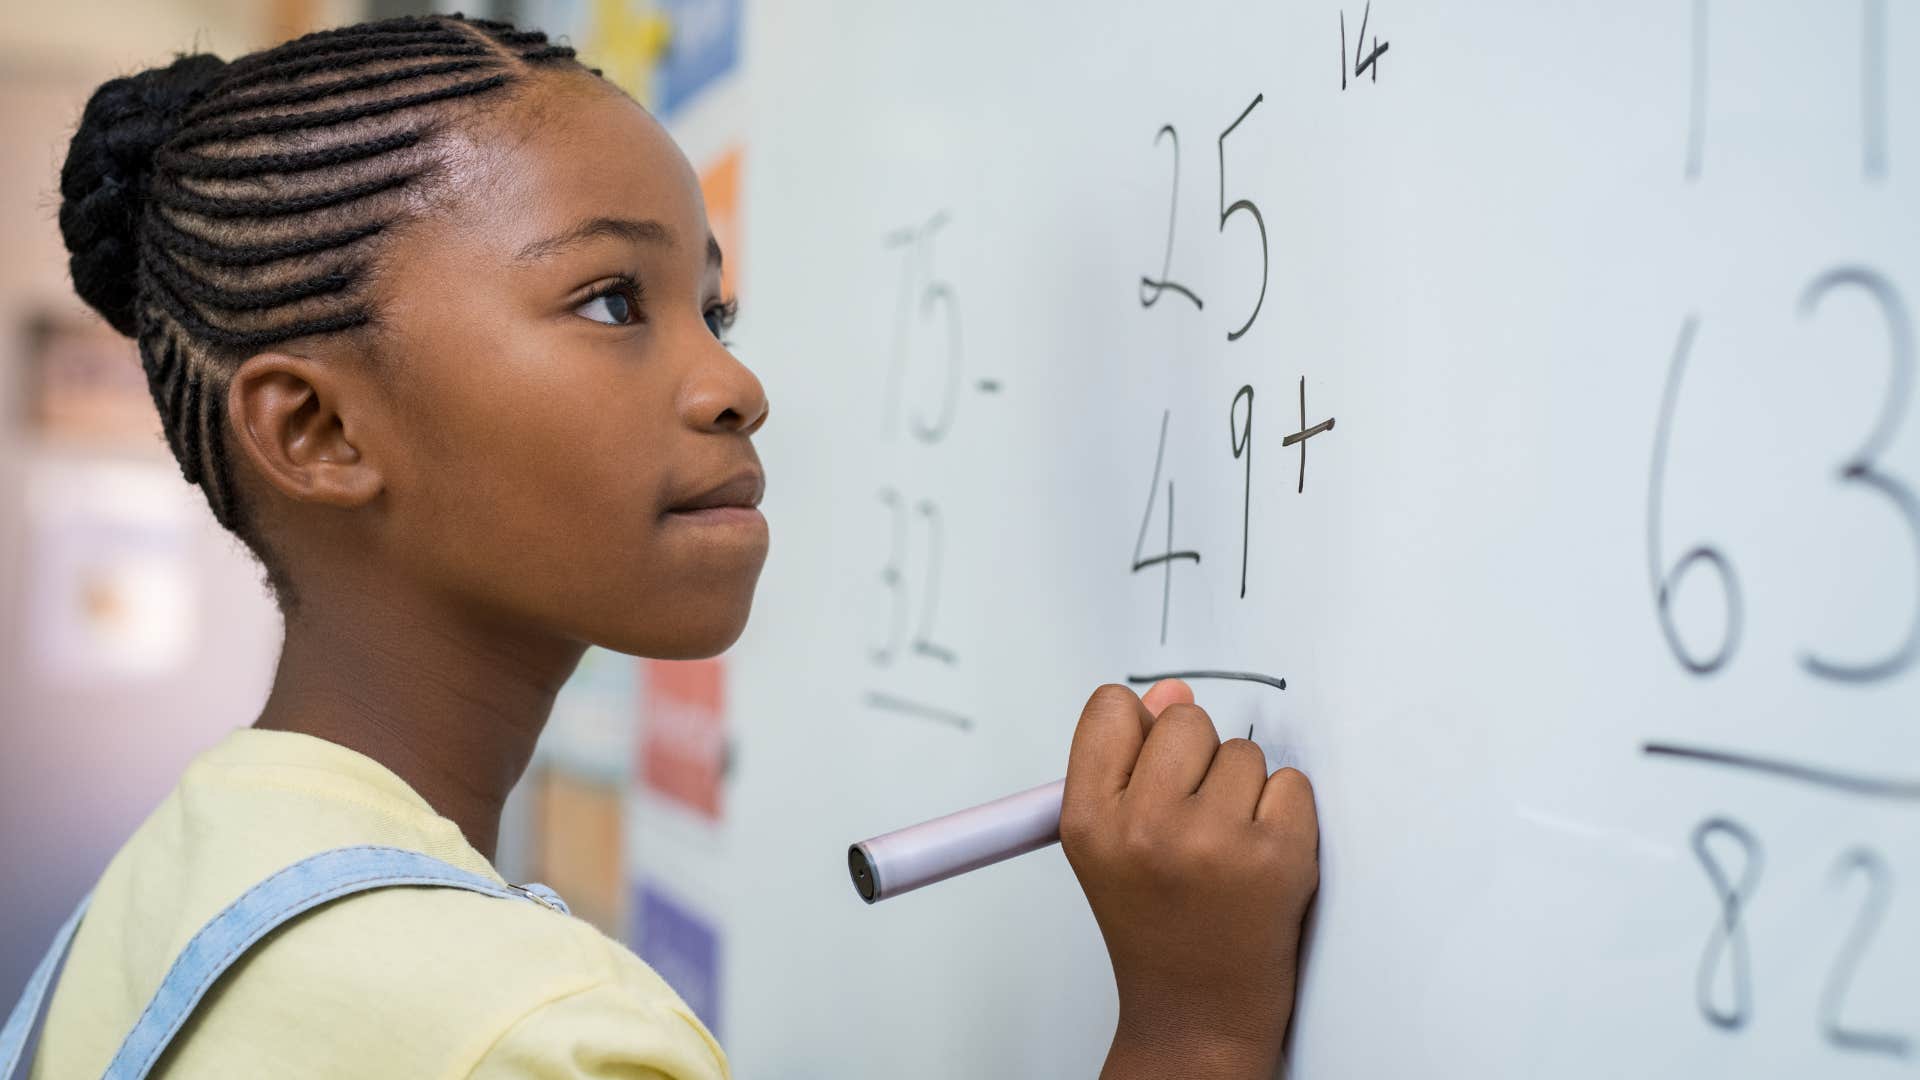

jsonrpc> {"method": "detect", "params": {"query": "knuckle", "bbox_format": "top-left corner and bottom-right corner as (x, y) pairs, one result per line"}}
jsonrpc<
(1085, 683), (1138, 717)
(1184, 824), (1233, 868)
(1120, 817), (1187, 878)
(1157, 701), (1211, 726)
(1119, 815), (1160, 859)
(1057, 804), (1095, 852)
(1218, 738), (1265, 768)
(1267, 767), (1318, 815)
(1156, 704), (1218, 743)
(1273, 765), (1315, 799)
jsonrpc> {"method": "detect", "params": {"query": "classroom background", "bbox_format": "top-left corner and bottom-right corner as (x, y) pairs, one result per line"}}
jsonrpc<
(8, 2), (1912, 1075)
(0, 0), (741, 1044)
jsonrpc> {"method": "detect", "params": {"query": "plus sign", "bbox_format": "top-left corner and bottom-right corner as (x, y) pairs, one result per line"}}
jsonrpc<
(1280, 376), (1335, 493)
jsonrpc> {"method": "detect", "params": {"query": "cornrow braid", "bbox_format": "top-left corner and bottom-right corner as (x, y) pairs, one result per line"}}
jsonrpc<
(186, 59), (497, 123)
(460, 19), (580, 64)
(56, 11), (604, 610)
(210, 41), (496, 97)
(154, 129), (425, 180)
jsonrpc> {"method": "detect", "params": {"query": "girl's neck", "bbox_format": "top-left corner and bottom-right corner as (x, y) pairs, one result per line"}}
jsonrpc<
(251, 578), (586, 863)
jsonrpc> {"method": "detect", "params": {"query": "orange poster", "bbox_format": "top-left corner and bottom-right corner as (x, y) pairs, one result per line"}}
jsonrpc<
(699, 146), (742, 298)
(529, 766), (625, 936)
(639, 658), (727, 820)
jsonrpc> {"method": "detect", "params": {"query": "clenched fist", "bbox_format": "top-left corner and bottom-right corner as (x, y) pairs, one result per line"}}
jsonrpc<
(1060, 680), (1319, 1080)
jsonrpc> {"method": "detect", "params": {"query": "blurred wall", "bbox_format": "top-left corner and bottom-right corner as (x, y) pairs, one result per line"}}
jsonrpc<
(0, 0), (385, 1003)
(0, 0), (701, 1026)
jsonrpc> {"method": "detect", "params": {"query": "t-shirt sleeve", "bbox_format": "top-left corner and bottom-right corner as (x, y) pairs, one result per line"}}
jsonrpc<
(465, 976), (730, 1080)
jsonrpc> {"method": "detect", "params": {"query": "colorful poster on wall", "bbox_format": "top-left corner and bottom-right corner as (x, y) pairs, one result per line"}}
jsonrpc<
(632, 881), (722, 1038)
(530, 765), (626, 936)
(699, 144), (742, 299)
(19, 309), (158, 447)
(540, 645), (639, 784)
(586, 0), (673, 104)
(638, 657), (727, 820)
(515, 1), (671, 104)
(656, 0), (741, 118)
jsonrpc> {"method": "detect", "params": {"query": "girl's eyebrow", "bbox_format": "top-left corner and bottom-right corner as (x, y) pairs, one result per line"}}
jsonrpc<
(513, 215), (673, 262)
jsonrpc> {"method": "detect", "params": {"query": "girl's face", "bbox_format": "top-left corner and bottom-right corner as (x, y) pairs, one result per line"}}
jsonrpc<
(341, 70), (768, 658)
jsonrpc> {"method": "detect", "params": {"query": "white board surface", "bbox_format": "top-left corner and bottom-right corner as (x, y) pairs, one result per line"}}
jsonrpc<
(713, 3), (1920, 1075)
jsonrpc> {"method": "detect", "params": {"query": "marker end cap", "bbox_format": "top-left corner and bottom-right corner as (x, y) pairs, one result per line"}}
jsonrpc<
(848, 844), (878, 903)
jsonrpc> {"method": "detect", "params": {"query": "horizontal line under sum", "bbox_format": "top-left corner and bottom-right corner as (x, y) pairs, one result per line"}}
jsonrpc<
(1126, 670), (1287, 691)
(864, 690), (974, 731)
(1643, 741), (1920, 801)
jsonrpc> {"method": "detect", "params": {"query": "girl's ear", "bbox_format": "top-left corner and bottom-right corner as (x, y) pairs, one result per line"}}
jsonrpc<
(226, 351), (384, 510)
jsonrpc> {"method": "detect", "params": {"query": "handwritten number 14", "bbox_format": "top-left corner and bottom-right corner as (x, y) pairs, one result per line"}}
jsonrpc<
(1341, 3), (1389, 89)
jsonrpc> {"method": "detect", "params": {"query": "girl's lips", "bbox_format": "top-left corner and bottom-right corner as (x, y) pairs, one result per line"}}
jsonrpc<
(665, 467), (766, 514)
(663, 505), (766, 528)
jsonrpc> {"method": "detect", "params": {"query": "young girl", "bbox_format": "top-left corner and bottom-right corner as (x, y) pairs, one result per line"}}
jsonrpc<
(7, 13), (1318, 1079)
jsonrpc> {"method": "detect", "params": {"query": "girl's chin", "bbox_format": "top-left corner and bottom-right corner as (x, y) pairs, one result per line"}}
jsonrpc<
(615, 600), (757, 660)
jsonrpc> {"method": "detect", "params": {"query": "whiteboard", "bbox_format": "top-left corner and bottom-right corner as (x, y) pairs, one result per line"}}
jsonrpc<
(710, 2), (1920, 1075)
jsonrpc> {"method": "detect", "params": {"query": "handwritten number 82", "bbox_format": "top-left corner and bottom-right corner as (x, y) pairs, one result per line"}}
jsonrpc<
(1692, 818), (1910, 1057)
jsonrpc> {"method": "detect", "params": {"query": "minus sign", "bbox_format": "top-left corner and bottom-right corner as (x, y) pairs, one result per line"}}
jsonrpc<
(975, 379), (1002, 393)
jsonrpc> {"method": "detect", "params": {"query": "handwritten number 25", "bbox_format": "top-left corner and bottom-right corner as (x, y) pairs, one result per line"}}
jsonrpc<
(1138, 94), (1270, 342)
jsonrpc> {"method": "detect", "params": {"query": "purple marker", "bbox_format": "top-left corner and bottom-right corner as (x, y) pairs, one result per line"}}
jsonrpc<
(847, 779), (1065, 903)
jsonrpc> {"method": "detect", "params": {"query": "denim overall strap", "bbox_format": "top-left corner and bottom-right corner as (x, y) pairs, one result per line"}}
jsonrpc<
(0, 887), (93, 1080)
(0, 844), (570, 1080)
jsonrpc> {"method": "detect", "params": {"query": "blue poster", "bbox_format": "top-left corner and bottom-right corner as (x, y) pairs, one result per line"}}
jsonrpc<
(657, 0), (741, 116)
(632, 883), (723, 1038)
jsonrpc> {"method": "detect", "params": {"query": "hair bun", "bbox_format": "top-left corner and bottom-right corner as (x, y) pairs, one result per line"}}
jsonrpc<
(58, 52), (228, 337)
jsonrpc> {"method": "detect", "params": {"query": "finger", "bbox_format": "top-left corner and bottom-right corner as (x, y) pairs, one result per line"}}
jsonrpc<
(1196, 737), (1268, 819)
(1255, 766), (1319, 839)
(1065, 683), (1155, 801)
(1139, 678), (1194, 720)
(1127, 702), (1220, 800)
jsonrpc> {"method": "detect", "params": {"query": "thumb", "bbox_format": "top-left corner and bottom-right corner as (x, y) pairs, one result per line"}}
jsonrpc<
(1139, 677), (1194, 720)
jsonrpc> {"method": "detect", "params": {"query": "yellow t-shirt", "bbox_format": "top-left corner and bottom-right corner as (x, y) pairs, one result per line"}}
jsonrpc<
(28, 726), (730, 1080)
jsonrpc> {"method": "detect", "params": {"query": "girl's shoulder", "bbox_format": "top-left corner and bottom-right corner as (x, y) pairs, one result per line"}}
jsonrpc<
(36, 727), (725, 1077)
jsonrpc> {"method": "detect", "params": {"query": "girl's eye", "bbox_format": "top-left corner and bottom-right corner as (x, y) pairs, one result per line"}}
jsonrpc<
(576, 280), (642, 326)
(704, 297), (739, 341)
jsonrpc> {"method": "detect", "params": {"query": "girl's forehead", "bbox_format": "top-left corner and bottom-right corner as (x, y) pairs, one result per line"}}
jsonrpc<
(435, 74), (707, 258)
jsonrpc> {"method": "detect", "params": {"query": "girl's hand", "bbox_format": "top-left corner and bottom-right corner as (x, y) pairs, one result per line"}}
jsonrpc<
(1060, 680), (1319, 1080)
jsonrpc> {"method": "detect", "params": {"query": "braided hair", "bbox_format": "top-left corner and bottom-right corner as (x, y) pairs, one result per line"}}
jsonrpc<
(56, 13), (602, 609)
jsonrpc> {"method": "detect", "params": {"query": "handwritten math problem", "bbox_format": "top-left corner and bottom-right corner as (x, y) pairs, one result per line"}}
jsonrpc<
(1126, 91), (1336, 703)
(752, 4), (1920, 1075)
(861, 212), (1001, 732)
(1649, 2), (1916, 1060)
